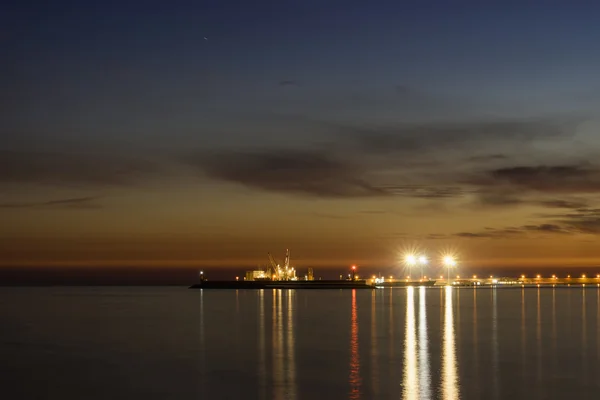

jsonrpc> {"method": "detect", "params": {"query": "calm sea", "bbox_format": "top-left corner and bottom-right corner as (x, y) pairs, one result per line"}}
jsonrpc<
(1, 286), (599, 399)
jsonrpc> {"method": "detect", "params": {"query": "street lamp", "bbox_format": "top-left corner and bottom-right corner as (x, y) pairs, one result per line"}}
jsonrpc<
(405, 254), (417, 279)
(443, 255), (457, 285)
(418, 255), (428, 279)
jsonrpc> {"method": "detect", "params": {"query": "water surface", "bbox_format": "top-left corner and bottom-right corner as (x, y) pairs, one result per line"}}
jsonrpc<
(1, 286), (599, 399)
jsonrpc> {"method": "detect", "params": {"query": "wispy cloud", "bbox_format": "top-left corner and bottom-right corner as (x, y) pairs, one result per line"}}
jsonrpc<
(451, 223), (574, 239)
(189, 149), (388, 198)
(187, 115), (582, 200)
(383, 185), (467, 199)
(467, 154), (508, 162)
(0, 150), (158, 187)
(475, 165), (600, 194)
(0, 197), (101, 210)
(556, 208), (600, 234)
(338, 117), (575, 157)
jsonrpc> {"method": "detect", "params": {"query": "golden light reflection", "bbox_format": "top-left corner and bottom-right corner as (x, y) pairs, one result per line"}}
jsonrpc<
(287, 290), (297, 400)
(492, 288), (499, 399)
(199, 289), (206, 390)
(418, 287), (431, 399)
(581, 288), (587, 383)
(270, 290), (297, 400)
(371, 290), (379, 396)
(402, 286), (418, 400)
(273, 290), (283, 400)
(552, 288), (557, 360)
(349, 289), (361, 399)
(536, 287), (542, 386)
(441, 286), (459, 399)
(472, 288), (480, 395)
(597, 289), (600, 360)
(258, 290), (266, 399)
(521, 287), (526, 376)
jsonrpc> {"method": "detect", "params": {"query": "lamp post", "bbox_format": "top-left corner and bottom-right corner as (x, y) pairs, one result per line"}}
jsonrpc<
(418, 255), (428, 280)
(405, 255), (416, 280)
(443, 256), (456, 286)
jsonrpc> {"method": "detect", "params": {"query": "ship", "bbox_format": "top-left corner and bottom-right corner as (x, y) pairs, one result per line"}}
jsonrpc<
(190, 250), (376, 290)
(372, 279), (437, 288)
(189, 280), (374, 290)
(189, 250), (437, 290)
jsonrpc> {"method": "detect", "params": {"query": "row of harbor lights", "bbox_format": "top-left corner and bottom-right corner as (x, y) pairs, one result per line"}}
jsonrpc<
(404, 253), (457, 284)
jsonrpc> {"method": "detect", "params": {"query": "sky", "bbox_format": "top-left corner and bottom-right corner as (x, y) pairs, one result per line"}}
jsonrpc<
(3, 1), (600, 282)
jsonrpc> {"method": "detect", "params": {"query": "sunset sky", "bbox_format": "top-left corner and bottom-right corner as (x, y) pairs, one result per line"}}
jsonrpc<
(3, 1), (600, 282)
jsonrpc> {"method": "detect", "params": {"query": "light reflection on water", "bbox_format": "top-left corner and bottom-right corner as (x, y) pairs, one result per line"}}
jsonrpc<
(441, 286), (460, 400)
(196, 286), (600, 400)
(402, 287), (418, 400)
(4, 286), (600, 400)
(272, 289), (297, 400)
(349, 289), (361, 399)
(418, 287), (431, 400)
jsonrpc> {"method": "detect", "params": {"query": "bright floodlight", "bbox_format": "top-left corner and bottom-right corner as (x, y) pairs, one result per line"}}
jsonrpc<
(443, 255), (456, 267)
(405, 254), (417, 265)
(418, 255), (428, 264)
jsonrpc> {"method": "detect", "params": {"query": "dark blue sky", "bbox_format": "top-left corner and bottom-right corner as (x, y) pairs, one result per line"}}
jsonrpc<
(2, 1), (600, 272)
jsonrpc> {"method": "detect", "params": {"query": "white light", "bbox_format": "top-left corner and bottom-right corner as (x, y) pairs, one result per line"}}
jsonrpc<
(405, 254), (417, 265)
(443, 256), (456, 267)
(418, 255), (428, 265)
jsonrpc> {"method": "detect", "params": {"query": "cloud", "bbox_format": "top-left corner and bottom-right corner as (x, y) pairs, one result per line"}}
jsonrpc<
(538, 199), (590, 209)
(0, 197), (101, 210)
(467, 154), (508, 162)
(522, 224), (571, 233)
(452, 223), (574, 239)
(190, 149), (389, 198)
(187, 114), (584, 199)
(556, 208), (600, 234)
(382, 185), (466, 199)
(475, 165), (600, 194)
(338, 117), (575, 157)
(0, 150), (158, 187)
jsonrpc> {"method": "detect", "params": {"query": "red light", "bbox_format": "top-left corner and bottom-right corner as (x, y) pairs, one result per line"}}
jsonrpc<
(351, 265), (356, 270)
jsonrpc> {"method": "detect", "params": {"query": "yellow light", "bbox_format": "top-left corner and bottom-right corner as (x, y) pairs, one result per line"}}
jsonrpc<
(536, 274), (541, 279)
(456, 275), (460, 279)
(596, 274), (600, 278)
(582, 274), (586, 278)
(442, 255), (456, 267)
(567, 275), (571, 278)
(521, 275), (525, 278)
(473, 275), (477, 279)
(405, 254), (417, 265)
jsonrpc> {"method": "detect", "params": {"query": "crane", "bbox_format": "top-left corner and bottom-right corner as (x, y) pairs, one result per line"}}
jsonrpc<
(267, 249), (296, 281)
(267, 252), (279, 280)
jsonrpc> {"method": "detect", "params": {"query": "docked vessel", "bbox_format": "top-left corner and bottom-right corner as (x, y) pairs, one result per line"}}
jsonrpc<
(190, 249), (437, 290)
(373, 279), (436, 288)
(189, 280), (373, 290)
